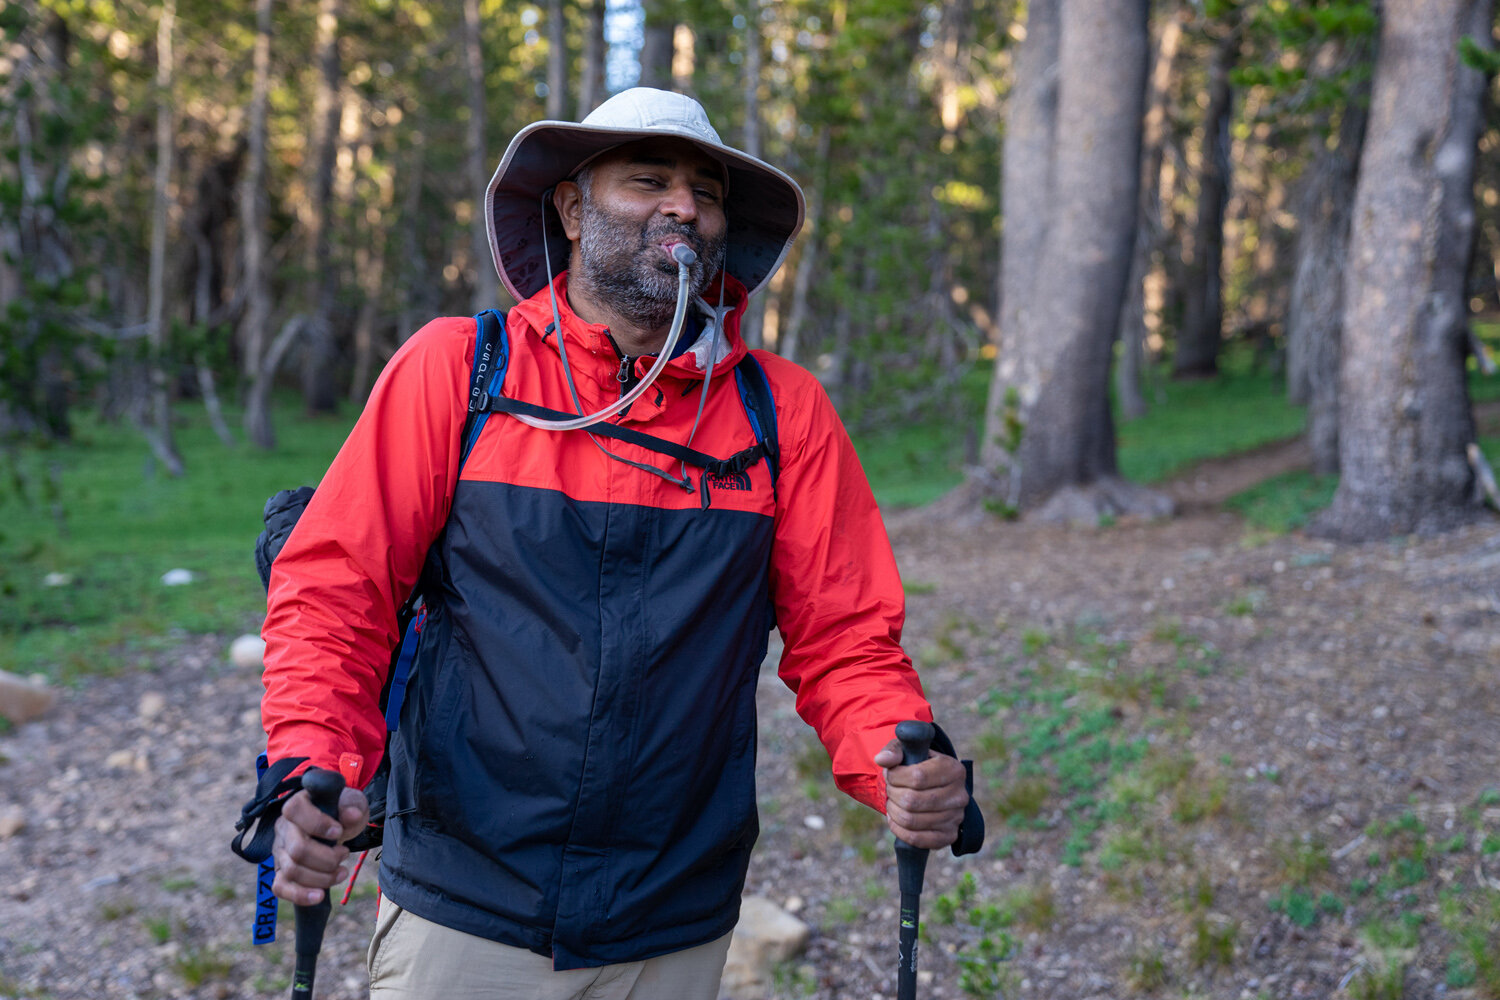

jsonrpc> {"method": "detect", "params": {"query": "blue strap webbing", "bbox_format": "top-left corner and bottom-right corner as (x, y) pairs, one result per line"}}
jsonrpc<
(732, 353), (780, 491)
(384, 608), (425, 731)
(252, 753), (279, 946)
(461, 309), (509, 465)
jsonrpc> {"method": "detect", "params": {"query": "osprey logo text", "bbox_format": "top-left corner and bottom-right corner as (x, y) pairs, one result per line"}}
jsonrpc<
(706, 471), (752, 492)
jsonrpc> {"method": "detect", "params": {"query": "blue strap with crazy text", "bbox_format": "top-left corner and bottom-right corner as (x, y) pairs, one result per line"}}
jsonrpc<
(252, 753), (279, 945)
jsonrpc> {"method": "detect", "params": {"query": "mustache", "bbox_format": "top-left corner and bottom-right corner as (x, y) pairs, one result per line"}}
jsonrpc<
(642, 222), (702, 251)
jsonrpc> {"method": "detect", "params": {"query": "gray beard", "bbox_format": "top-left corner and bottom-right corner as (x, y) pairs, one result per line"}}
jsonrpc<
(575, 196), (728, 333)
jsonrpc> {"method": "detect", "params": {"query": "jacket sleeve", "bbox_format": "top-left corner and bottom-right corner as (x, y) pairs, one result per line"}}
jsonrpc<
(260, 317), (475, 789)
(765, 362), (931, 813)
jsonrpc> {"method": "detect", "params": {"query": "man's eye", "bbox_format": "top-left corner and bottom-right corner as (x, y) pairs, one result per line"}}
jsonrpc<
(696, 189), (721, 202)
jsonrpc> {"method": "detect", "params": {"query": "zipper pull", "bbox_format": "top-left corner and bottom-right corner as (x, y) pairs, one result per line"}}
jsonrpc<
(617, 355), (633, 384)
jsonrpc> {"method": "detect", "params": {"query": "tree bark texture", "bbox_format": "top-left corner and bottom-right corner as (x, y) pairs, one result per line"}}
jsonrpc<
(147, 0), (184, 475)
(980, 0), (1161, 518)
(301, 0), (342, 415)
(1116, 7), (1185, 421)
(577, 0), (606, 119)
(737, 0), (766, 348)
(8, 13), (78, 440)
(241, 0), (277, 448)
(465, 0), (500, 312)
(1314, 0), (1492, 539)
(778, 128), (829, 366)
(546, 0), (568, 119)
(1173, 30), (1237, 380)
(980, 0), (1060, 485)
(639, 0), (675, 91)
(1287, 73), (1369, 476)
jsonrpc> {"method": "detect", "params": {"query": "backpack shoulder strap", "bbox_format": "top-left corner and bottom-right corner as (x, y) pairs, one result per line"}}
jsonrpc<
(460, 308), (510, 465)
(733, 351), (779, 491)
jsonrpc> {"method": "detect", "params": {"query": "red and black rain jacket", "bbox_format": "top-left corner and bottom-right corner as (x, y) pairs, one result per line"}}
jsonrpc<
(261, 272), (933, 968)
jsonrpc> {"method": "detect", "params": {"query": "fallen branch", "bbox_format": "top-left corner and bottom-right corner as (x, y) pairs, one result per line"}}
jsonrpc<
(1469, 326), (1498, 376)
(1469, 442), (1500, 510)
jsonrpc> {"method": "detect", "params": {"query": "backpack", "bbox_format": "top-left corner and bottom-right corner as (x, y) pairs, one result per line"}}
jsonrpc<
(232, 309), (780, 937)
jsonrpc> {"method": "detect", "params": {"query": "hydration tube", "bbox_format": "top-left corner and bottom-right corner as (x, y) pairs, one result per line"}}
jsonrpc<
(511, 243), (699, 432)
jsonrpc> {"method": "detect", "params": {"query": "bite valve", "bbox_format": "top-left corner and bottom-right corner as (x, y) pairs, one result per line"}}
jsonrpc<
(671, 243), (698, 266)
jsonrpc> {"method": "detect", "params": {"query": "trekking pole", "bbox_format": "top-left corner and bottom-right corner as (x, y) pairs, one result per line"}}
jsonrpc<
(893, 720), (935, 1000)
(292, 767), (345, 1000)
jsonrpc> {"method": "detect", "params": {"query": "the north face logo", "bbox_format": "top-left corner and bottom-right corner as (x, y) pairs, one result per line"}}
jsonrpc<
(706, 471), (751, 492)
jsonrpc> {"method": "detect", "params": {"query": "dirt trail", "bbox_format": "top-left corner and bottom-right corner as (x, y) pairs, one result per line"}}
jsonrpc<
(2, 444), (1499, 1000)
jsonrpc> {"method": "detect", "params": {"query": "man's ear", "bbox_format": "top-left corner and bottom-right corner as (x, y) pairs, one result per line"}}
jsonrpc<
(553, 182), (583, 241)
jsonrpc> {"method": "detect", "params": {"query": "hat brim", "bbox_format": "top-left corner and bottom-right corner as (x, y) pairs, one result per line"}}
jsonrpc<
(486, 120), (805, 302)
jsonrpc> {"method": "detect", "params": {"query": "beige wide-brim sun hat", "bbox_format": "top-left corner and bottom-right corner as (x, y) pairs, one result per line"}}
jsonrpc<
(485, 88), (806, 302)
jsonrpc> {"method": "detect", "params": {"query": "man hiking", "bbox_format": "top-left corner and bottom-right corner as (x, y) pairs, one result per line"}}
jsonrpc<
(250, 88), (983, 998)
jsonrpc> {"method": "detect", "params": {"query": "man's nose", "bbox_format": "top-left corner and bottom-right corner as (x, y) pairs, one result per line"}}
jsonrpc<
(658, 178), (698, 223)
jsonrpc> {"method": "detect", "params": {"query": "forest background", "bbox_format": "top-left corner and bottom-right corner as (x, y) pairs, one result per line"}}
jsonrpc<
(4, 0), (1500, 997)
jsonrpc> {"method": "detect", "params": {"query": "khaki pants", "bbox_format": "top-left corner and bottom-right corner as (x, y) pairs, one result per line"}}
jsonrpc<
(367, 898), (732, 1000)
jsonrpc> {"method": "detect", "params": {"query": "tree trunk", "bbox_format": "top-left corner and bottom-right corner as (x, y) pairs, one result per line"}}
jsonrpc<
(779, 128), (828, 366)
(465, 0), (499, 312)
(639, 0), (675, 91)
(1287, 62), (1370, 475)
(350, 103), (394, 402)
(301, 0), (342, 415)
(1116, 6), (1184, 421)
(737, 0), (766, 348)
(978, 0), (1165, 520)
(673, 23), (695, 92)
(146, 0), (184, 476)
(241, 0), (277, 448)
(397, 122), (434, 341)
(980, 0), (1060, 486)
(1173, 30), (1237, 380)
(577, 0), (606, 119)
(1313, 0), (1491, 540)
(546, 0), (568, 119)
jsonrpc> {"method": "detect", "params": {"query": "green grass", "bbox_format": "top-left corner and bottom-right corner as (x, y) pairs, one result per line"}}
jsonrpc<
(853, 366), (988, 508)
(1472, 320), (1500, 404)
(1224, 470), (1339, 533)
(1115, 352), (1305, 484)
(0, 397), (354, 681)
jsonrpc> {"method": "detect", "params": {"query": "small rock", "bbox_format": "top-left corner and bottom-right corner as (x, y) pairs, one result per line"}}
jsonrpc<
(802, 815), (825, 831)
(230, 634), (267, 670)
(240, 708), (262, 729)
(138, 692), (167, 721)
(105, 750), (137, 770)
(160, 568), (195, 586)
(0, 807), (26, 839)
(783, 894), (804, 914)
(0, 670), (57, 724)
(721, 897), (811, 998)
(42, 572), (72, 587)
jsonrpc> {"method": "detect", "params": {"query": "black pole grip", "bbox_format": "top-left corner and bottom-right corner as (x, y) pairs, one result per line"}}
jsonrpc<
(291, 767), (345, 1000)
(893, 720), (935, 1000)
(895, 720), (935, 767)
(301, 768), (345, 846)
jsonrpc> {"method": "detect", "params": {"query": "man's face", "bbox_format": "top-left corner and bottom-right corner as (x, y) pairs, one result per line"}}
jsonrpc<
(559, 138), (729, 331)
